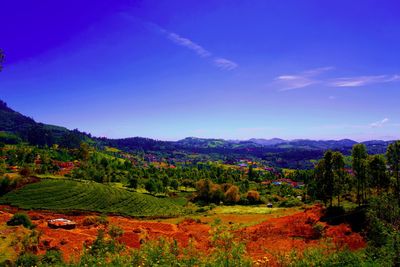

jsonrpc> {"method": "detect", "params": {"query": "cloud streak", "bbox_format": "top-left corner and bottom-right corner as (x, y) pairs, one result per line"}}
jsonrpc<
(370, 118), (389, 128)
(273, 67), (333, 91)
(213, 57), (238, 70)
(154, 25), (238, 71)
(328, 75), (400, 87)
(274, 68), (400, 91)
(166, 32), (211, 58)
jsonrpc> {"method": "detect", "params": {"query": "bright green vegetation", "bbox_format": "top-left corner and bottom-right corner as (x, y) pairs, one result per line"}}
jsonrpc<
(0, 179), (182, 217)
(6, 213), (33, 228)
(212, 205), (283, 214)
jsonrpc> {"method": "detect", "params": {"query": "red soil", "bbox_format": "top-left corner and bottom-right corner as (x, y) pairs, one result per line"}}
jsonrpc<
(0, 205), (365, 264)
(239, 205), (365, 264)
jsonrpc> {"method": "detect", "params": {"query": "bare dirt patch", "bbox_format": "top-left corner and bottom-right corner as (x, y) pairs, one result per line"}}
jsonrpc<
(0, 205), (365, 264)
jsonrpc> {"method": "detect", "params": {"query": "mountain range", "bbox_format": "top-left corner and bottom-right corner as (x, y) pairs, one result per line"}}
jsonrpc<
(0, 100), (393, 155)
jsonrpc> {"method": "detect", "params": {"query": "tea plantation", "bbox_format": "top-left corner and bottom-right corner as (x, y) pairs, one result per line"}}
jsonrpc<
(0, 179), (182, 217)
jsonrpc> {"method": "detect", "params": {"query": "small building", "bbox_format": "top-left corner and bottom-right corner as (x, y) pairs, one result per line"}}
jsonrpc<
(48, 218), (76, 230)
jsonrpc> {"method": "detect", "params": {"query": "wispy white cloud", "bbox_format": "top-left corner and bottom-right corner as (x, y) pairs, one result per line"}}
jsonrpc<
(273, 67), (400, 91)
(151, 24), (238, 71)
(302, 66), (335, 76)
(273, 67), (333, 91)
(213, 57), (238, 70)
(328, 75), (400, 87)
(166, 32), (211, 58)
(370, 118), (389, 128)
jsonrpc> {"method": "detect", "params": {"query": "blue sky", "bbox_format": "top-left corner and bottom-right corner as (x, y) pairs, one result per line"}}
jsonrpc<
(1, 0), (400, 141)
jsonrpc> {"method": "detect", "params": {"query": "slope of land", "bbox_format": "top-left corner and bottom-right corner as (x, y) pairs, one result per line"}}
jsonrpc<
(0, 179), (182, 217)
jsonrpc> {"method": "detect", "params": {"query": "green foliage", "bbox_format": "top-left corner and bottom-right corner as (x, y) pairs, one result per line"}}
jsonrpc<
(75, 219), (251, 267)
(41, 249), (63, 265)
(386, 141), (400, 201)
(0, 179), (182, 217)
(209, 219), (252, 267)
(82, 215), (109, 227)
(278, 248), (376, 267)
(170, 179), (179, 190)
(278, 197), (302, 207)
(131, 238), (183, 267)
(145, 178), (163, 194)
(22, 230), (41, 253)
(7, 213), (32, 228)
(368, 154), (389, 191)
(15, 253), (39, 267)
(0, 131), (22, 144)
(0, 175), (16, 195)
(108, 225), (124, 239)
(352, 144), (368, 205)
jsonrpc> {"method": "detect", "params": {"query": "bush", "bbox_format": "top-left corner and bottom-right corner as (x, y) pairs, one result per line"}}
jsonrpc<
(15, 253), (39, 267)
(246, 190), (260, 204)
(279, 197), (302, 207)
(7, 213), (32, 228)
(321, 206), (346, 225)
(224, 185), (240, 204)
(19, 165), (33, 178)
(312, 223), (325, 239)
(41, 249), (63, 265)
(0, 175), (15, 195)
(82, 215), (109, 227)
(108, 225), (124, 239)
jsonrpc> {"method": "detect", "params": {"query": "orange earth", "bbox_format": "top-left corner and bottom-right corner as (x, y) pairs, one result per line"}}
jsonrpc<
(0, 205), (365, 265)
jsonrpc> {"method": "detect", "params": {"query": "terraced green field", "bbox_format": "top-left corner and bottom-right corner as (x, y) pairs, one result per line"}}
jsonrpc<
(0, 179), (182, 217)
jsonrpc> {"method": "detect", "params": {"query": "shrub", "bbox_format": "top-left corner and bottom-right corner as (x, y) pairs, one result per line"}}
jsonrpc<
(224, 185), (240, 204)
(108, 225), (124, 239)
(246, 190), (260, 204)
(279, 197), (302, 207)
(321, 206), (346, 225)
(170, 179), (179, 190)
(0, 175), (14, 195)
(41, 249), (63, 265)
(82, 215), (109, 227)
(7, 213), (32, 228)
(15, 253), (39, 267)
(312, 223), (325, 239)
(22, 230), (41, 253)
(82, 216), (99, 226)
(19, 165), (32, 177)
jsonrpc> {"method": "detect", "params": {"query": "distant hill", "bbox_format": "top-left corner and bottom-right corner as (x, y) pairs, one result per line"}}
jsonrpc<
(274, 139), (358, 150)
(0, 100), (89, 147)
(0, 99), (395, 163)
(0, 100), (36, 133)
(248, 138), (287, 146)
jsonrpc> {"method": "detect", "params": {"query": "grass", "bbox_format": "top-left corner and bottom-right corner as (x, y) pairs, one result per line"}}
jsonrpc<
(0, 224), (31, 263)
(160, 205), (301, 228)
(212, 205), (283, 215)
(0, 179), (183, 217)
(36, 174), (65, 179)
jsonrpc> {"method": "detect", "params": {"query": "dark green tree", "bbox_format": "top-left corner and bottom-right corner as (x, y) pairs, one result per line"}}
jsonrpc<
(387, 141), (400, 202)
(368, 154), (389, 193)
(128, 174), (139, 189)
(332, 151), (346, 206)
(352, 144), (368, 205)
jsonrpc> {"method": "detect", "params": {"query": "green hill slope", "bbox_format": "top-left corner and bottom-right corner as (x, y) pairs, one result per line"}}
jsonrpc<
(0, 179), (182, 217)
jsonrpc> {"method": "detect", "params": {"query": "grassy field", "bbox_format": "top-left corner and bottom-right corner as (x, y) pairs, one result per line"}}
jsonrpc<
(0, 179), (182, 217)
(212, 205), (283, 214)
